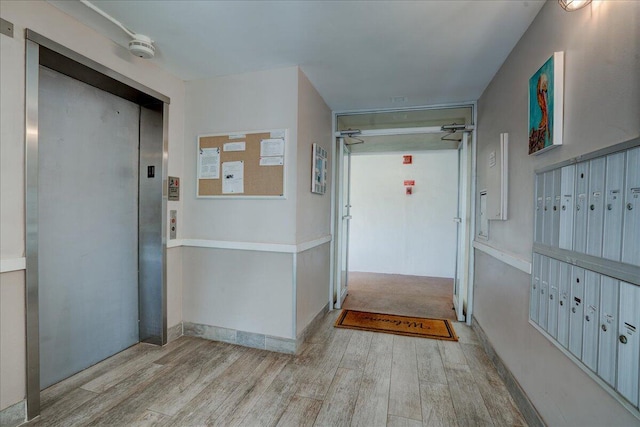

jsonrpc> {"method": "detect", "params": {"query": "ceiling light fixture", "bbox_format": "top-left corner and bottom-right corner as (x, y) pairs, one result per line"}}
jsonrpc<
(80, 0), (155, 59)
(558, 0), (592, 12)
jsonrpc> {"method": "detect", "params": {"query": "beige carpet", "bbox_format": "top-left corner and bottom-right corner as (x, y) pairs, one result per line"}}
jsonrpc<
(342, 272), (456, 321)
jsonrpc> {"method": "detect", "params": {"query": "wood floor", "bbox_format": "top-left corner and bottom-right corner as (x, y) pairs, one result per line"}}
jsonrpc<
(343, 272), (457, 320)
(28, 311), (526, 427)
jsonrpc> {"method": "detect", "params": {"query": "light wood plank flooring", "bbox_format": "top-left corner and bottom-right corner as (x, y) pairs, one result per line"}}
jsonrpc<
(27, 311), (526, 427)
(343, 272), (457, 320)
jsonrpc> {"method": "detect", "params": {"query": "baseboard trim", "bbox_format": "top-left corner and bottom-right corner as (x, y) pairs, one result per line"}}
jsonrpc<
(183, 322), (297, 354)
(472, 318), (546, 427)
(182, 304), (330, 355)
(167, 323), (183, 343)
(0, 400), (26, 427)
(296, 302), (330, 348)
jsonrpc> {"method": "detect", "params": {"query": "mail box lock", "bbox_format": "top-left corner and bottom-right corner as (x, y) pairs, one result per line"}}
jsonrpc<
(562, 205), (566, 211)
(628, 203), (634, 210)
(572, 307), (577, 313)
(590, 204), (595, 211)
(607, 204), (613, 211)
(560, 300), (564, 306)
(550, 294), (554, 300)
(619, 335), (628, 344)
(601, 324), (607, 332)
(585, 315), (591, 322)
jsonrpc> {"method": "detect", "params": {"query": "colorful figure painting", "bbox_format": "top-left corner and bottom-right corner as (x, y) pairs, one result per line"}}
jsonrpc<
(529, 52), (563, 155)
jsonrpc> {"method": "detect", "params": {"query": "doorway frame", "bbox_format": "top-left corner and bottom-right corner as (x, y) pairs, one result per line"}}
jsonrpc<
(329, 103), (477, 325)
(24, 30), (170, 420)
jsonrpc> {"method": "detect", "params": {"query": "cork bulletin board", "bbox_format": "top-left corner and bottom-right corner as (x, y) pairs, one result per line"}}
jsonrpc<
(197, 129), (286, 198)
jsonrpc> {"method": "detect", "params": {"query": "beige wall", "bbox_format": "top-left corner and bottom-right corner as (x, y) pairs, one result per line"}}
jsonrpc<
(182, 67), (333, 340)
(0, 272), (25, 410)
(295, 69), (332, 334)
(296, 69), (332, 243)
(475, 1), (639, 425)
(0, 0), (185, 411)
(181, 67), (299, 339)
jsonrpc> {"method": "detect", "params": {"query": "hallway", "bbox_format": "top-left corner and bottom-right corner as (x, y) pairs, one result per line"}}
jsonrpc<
(28, 310), (526, 427)
(342, 272), (457, 321)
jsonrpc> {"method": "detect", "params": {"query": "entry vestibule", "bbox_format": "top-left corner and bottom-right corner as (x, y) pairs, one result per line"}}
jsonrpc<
(332, 106), (475, 323)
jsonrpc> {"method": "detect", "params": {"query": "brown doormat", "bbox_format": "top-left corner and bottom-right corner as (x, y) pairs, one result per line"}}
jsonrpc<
(335, 310), (458, 341)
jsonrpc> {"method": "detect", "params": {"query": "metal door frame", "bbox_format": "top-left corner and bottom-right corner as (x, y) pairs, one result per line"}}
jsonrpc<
(333, 138), (352, 308)
(25, 30), (169, 420)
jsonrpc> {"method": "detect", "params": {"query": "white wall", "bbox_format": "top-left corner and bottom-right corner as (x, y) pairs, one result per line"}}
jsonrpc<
(349, 151), (458, 278)
(0, 0), (185, 411)
(475, 1), (640, 425)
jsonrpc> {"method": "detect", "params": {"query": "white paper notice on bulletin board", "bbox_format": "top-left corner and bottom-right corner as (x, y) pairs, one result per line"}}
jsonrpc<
(222, 161), (244, 194)
(198, 147), (220, 179)
(260, 139), (285, 157)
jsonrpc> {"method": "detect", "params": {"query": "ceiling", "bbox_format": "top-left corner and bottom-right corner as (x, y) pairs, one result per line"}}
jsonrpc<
(49, 0), (545, 112)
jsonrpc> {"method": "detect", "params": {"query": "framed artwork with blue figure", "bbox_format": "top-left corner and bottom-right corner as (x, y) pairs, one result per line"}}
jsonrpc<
(529, 51), (564, 155)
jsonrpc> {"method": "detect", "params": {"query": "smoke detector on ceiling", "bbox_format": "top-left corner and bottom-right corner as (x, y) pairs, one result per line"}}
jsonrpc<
(80, 0), (156, 59)
(129, 34), (155, 59)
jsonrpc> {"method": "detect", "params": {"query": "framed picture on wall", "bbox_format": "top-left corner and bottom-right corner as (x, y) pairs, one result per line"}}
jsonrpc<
(528, 51), (564, 155)
(311, 143), (327, 194)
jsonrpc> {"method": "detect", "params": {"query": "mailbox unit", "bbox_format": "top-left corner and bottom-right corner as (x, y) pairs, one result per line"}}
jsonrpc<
(530, 139), (640, 416)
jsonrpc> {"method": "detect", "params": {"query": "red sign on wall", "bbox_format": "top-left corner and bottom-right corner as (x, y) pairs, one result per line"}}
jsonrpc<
(403, 155), (412, 164)
(404, 180), (415, 186)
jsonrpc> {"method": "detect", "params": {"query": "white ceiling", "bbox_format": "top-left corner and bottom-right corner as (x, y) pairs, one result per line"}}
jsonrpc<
(49, 0), (544, 111)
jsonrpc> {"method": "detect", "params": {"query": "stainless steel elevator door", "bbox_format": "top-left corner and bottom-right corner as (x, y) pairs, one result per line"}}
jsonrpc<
(38, 66), (140, 389)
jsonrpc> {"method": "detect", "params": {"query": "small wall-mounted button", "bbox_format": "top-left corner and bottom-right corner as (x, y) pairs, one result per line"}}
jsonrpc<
(169, 210), (177, 240)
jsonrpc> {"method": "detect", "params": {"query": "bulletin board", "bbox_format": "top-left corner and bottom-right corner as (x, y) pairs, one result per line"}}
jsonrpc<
(197, 129), (286, 198)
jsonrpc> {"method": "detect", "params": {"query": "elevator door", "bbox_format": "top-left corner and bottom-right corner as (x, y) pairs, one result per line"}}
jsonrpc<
(38, 66), (140, 388)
